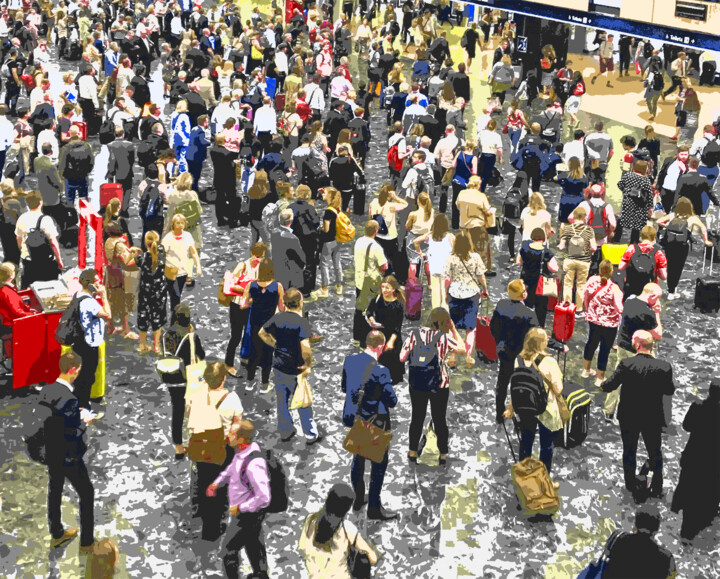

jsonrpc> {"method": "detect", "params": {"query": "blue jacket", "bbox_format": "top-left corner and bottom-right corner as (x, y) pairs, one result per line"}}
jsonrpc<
(341, 352), (397, 428)
(187, 126), (210, 163)
(490, 299), (539, 360)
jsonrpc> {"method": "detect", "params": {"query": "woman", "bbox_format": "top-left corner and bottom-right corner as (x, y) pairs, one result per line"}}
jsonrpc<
(170, 99), (191, 173)
(309, 121), (330, 173)
(671, 382), (720, 541)
(444, 233), (488, 367)
(216, 60), (234, 96)
(400, 307), (464, 465)
(102, 198), (132, 245)
(405, 191), (434, 281)
(506, 328), (563, 477)
(517, 227), (559, 328)
(369, 183), (408, 281)
(520, 192), (553, 243)
(638, 125), (661, 179)
(478, 120), (503, 193)
(675, 77), (701, 144)
(565, 71), (586, 128)
(316, 187), (345, 298)
(161, 214), (202, 318)
(185, 361), (243, 541)
(616, 160), (654, 244)
(657, 196), (713, 299)
(582, 259), (624, 386)
(451, 140), (478, 230)
(248, 170), (273, 246)
(437, 81), (456, 121)
(414, 214), (454, 310)
(241, 257), (284, 392)
(85, 538), (119, 579)
(365, 275), (406, 384)
(488, 54), (515, 104)
(164, 172), (203, 249)
(540, 45), (557, 96)
(289, 185), (320, 296)
(505, 99), (530, 158)
(279, 100), (304, 164)
(225, 242), (266, 376)
(104, 223), (141, 340)
(298, 483), (378, 578)
(136, 231), (168, 355)
(0, 181), (24, 265)
(162, 303), (205, 459)
(555, 157), (589, 223)
(387, 62), (406, 90)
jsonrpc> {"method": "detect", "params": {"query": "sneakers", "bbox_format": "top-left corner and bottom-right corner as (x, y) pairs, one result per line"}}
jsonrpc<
(245, 381), (256, 392)
(667, 292), (679, 301)
(581, 369), (596, 379)
(367, 506), (399, 521)
(51, 528), (78, 549)
(259, 383), (273, 395)
(306, 431), (324, 446)
(313, 288), (330, 299)
(280, 428), (297, 442)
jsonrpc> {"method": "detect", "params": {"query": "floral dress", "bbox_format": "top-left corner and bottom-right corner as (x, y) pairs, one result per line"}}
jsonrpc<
(136, 246), (168, 332)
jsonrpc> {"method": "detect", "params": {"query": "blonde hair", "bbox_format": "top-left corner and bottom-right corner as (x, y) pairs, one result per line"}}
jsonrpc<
(467, 176), (481, 189)
(103, 198), (121, 227)
(175, 100), (188, 113)
(519, 328), (549, 360)
(417, 192), (433, 221)
(528, 192), (546, 215)
(175, 172), (193, 192)
(144, 230), (160, 272)
(171, 213), (188, 230)
(507, 279), (526, 300)
(323, 187), (342, 210)
(568, 157), (584, 180)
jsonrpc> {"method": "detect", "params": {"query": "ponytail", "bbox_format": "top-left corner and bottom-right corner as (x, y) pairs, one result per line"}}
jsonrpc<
(144, 230), (160, 272)
(598, 259), (613, 284)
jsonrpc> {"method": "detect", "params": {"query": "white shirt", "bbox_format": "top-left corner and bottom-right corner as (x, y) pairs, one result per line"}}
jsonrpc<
(0, 117), (14, 150)
(479, 130), (503, 156)
(78, 75), (99, 108)
(253, 106), (277, 134)
(264, 28), (276, 48)
(418, 147), (435, 165)
(275, 51), (288, 75)
(662, 161), (684, 191)
(56, 378), (74, 393)
(37, 129), (60, 163)
(403, 103), (426, 122)
(303, 82), (325, 111)
(563, 139), (586, 165)
(330, 76), (353, 99)
(170, 16), (183, 35)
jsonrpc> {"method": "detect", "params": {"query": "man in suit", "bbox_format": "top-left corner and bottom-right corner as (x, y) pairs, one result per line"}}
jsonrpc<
(106, 126), (136, 216)
(674, 156), (718, 215)
(138, 104), (164, 141)
(187, 115), (210, 193)
(129, 64), (151, 110)
(347, 106), (371, 167)
(418, 104), (442, 148)
(137, 122), (169, 170)
(41, 351), (97, 552)
(185, 40), (210, 79)
(199, 27), (221, 57)
(271, 210), (306, 290)
(184, 85), (208, 126)
(209, 135), (239, 227)
(341, 330), (398, 521)
(450, 62), (471, 102)
(601, 330), (676, 499)
(34, 143), (64, 226)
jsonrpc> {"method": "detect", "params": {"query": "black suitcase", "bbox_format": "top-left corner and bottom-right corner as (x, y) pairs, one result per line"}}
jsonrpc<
(700, 61), (717, 86)
(558, 381), (591, 449)
(695, 246), (720, 313)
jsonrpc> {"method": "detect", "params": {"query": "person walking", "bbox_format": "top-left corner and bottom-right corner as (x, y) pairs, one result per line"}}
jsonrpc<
(341, 330), (399, 521)
(405, 192), (435, 281)
(272, 209), (306, 292)
(617, 225), (667, 300)
(600, 330), (675, 500)
(136, 231), (168, 355)
(353, 221), (389, 346)
(555, 157), (589, 224)
(615, 160), (654, 244)
(161, 214), (202, 318)
(171, 100), (191, 173)
(414, 214), (454, 310)
(106, 126), (136, 216)
(259, 288), (321, 444)
(42, 351), (97, 553)
(557, 206), (596, 317)
(591, 34), (615, 88)
(517, 227), (559, 329)
(456, 175), (494, 274)
(289, 185), (321, 297)
(368, 183), (408, 280)
(364, 275), (406, 385)
(316, 187), (346, 298)
(450, 140), (478, 230)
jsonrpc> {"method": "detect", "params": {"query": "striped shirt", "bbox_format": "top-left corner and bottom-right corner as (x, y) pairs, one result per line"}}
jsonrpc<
(400, 328), (458, 389)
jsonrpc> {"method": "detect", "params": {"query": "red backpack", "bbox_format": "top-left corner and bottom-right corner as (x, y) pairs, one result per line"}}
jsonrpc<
(387, 141), (403, 172)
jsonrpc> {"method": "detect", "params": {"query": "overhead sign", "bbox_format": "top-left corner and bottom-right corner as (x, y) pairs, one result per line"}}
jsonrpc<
(516, 35), (528, 53)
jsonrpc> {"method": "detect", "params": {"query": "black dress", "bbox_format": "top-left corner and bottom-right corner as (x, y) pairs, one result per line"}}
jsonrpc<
(365, 295), (405, 384)
(137, 247), (168, 332)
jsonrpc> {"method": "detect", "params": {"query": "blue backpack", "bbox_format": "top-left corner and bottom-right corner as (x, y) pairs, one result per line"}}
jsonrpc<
(408, 329), (443, 392)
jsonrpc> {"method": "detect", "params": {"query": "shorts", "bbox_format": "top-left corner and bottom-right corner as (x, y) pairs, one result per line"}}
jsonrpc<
(600, 57), (614, 73)
(566, 95), (582, 114)
(448, 295), (478, 331)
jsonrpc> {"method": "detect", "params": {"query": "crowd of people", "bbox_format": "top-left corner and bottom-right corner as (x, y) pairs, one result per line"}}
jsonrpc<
(1, 0), (719, 577)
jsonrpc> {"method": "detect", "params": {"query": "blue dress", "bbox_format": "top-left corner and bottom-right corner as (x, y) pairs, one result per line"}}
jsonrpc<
(452, 152), (475, 187)
(240, 281), (280, 360)
(557, 177), (588, 223)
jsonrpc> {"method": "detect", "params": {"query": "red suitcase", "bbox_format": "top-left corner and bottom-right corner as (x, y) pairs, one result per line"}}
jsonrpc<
(475, 299), (498, 362)
(100, 183), (123, 209)
(275, 93), (286, 112)
(404, 273), (423, 321)
(72, 121), (87, 140)
(552, 301), (577, 342)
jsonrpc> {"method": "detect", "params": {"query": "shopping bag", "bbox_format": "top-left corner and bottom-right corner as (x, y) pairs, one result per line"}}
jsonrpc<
(289, 374), (313, 409)
(185, 333), (207, 399)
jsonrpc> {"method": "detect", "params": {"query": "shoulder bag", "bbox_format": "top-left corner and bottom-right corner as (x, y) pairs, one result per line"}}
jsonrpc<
(155, 332), (190, 383)
(344, 523), (372, 579)
(342, 360), (393, 464)
(536, 248), (558, 298)
(187, 391), (230, 465)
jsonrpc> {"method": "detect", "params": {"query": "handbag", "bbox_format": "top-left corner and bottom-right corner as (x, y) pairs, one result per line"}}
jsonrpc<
(344, 523), (372, 579)
(187, 391), (230, 465)
(165, 264), (179, 281)
(185, 332), (207, 399)
(441, 166), (455, 185)
(289, 373), (313, 409)
(123, 269), (140, 295)
(343, 361), (393, 464)
(536, 249), (558, 297)
(218, 274), (233, 307)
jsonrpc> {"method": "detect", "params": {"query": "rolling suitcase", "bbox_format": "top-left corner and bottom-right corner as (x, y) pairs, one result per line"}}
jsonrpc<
(100, 183), (123, 209)
(559, 381), (591, 449)
(552, 301), (576, 342)
(274, 92), (286, 112)
(404, 274), (423, 320)
(72, 121), (87, 140)
(475, 298), (498, 362)
(694, 246), (720, 313)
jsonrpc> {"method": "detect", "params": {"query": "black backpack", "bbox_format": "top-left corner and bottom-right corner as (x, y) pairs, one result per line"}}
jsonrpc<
(625, 244), (658, 295)
(408, 329), (443, 393)
(24, 399), (63, 465)
(503, 189), (526, 220)
(701, 138), (720, 167)
(240, 449), (289, 513)
(663, 218), (691, 246)
(55, 294), (92, 346)
(510, 355), (549, 417)
(652, 71), (664, 91)
(99, 115), (117, 145)
(643, 42), (653, 59)
(26, 214), (56, 266)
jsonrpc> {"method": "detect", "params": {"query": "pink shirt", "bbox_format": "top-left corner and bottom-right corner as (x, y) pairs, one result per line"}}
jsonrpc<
(213, 442), (271, 512)
(585, 276), (623, 328)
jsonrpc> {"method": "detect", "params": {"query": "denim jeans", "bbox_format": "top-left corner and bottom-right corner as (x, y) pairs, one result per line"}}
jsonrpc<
(65, 178), (89, 202)
(319, 240), (342, 286)
(519, 415), (556, 473)
(273, 369), (318, 440)
(351, 450), (389, 509)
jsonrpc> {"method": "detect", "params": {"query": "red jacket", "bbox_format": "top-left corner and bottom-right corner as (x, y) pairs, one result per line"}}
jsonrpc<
(0, 284), (32, 326)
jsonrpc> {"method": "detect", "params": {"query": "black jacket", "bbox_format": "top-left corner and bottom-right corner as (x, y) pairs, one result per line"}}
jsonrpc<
(107, 140), (136, 181)
(674, 171), (717, 215)
(450, 71), (470, 101)
(130, 75), (151, 109)
(601, 353), (676, 430)
(40, 381), (87, 467)
(489, 299), (539, 360)
(329, 156), (361, 191)
(603, 531), (676, 579)
(209, 145), (238, 190)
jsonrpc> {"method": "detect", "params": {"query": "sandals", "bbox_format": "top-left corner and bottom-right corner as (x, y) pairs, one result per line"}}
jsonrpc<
(137, 344), (151, 355)
(123, 331), (139, 341)
(581, 369), (596, 379)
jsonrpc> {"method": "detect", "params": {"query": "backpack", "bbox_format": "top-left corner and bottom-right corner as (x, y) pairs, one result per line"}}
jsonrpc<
(26, 215), (57, 265)
(503, 189), (526, 220)
(643, 41), (653, 59)
(262, 201), (281, 234)
(588, 202), (610, 240)
(626, 183), (644, 201)
(330, 207), (356, 243)
(625, 244), (658, 294)
(140, 183), (163, 221)
(99, 111), (119, 145)
(64, 144), (93, 176)
(387, 139), (404, 172)
(652, 70), (664, 91)
(240, 449), (289, 513)
(510, 356), (549, 417)
(175, 199), (201, 230)
(302, 155), (327, 186)
(24, 399), (63, 465)
(1, 59), (11, 79)
(567, 225), (587, 258)
(408, 329), (443, 393)
(55, 294), (92, 346)
(371, 214), (389, 236)
(415, 165), (435, 197)
(700, 138), (720, 167)
(663, 217), (691, 246)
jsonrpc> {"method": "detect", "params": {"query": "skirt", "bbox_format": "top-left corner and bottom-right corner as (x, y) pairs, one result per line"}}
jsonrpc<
(405, 231), (428, 265)
(566, 95), (582, 114)
(448, 294), (478, 330)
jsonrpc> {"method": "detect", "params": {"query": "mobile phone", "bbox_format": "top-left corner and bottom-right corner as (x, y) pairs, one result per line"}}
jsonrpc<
(87, 284), (97, 294)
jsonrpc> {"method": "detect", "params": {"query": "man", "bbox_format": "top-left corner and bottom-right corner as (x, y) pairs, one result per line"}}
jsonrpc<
(674, 156), (718, 215)
(208, 419), (270, 579)
(602, 504), (677, 578)
(517, 124), (545, 192)
(490, 279), (539, 424)
(324, 100), (350, 153)
(457, 176), (494, 274)
(72, 269), (111, 414)
(402, 94), (427, 134)
(137, 122), (169, 170)
(690, 125), (720, 188)
(657, 147), (689, 212)
(303, 75), (325, 122)
(41, 351), (97, 553)
(3, 48), (22, 115)
(290, 134), (314, 185)
(341, 330), (398, 520)
(187, 115), (210, 193)
(591, 34), (615, 88)
(418, 104), (442, 148)
(347, 106), (371, 168)
(563, 129), (586, 166)
(662, 51), (690, 100)
(106, 126), (136, 216)
(584, 122), (614, 181)
(34, 144), (64, 227)
(0, 105), (14, 176)
(449, 62), (470, 102)
(434, 124), (460, 212)
(14, 190), (64, 288)
(139, 104), (163, 142)
(557, 207), (597, 315)
(387, 122), (409, 190)
(209, 135), (239, 227)
(329, 145), (363, 213)
(195, 69), (218, 109)
(58, 126), (94, 201)
(129, 64), (151, 110)
(428, 30), (450, 64)
(601, 331), (675, 499)
(617, 35), (634, 78)
(253, 97), (277, 155)
(353, 221), (388, 344)
(77, 68), (100, 136)
(259, 289), (320, 441)
(492, 39), (511, 66)
(271, 209), (306, 294)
